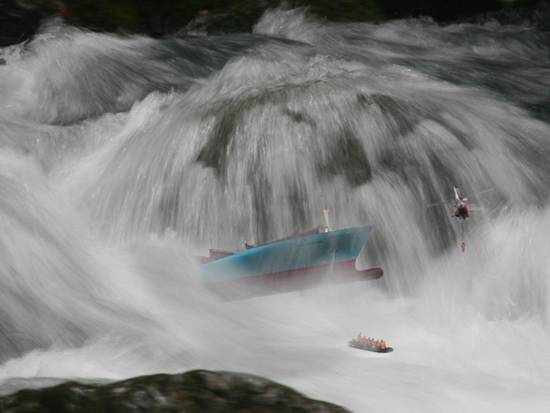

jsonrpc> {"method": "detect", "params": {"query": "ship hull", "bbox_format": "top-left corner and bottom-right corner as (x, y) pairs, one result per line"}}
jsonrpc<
(207, 261), (383, 299)
(201, 225), (382, 297)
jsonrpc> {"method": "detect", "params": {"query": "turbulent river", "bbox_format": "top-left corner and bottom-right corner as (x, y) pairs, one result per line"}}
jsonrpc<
(1, 7), (550, 412)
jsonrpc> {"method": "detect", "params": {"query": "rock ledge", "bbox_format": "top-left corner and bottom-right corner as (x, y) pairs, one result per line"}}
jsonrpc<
(0, 369), (350, 413)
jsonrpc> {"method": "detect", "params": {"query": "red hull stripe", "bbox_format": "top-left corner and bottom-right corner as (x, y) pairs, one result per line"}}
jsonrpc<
(237, 260), (383, 282)
(206, 260), (383, 299)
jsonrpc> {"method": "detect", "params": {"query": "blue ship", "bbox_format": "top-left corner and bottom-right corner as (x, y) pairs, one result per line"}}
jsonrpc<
(201, 225), (383, 298)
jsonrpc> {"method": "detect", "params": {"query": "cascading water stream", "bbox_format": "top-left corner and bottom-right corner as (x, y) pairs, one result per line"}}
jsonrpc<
(1, 7), (550, 412)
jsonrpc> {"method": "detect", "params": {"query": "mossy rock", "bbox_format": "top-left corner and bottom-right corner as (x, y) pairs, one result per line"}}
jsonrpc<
(0, 369), (350, 413)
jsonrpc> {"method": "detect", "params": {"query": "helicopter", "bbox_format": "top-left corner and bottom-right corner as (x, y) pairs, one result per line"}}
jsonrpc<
(428, 186), (492, 252)
(451, 186), (470, 220)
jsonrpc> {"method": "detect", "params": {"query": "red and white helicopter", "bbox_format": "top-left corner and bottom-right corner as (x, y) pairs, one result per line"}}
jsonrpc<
(451, 186), (470, 221)
(428, 186), (491, 252)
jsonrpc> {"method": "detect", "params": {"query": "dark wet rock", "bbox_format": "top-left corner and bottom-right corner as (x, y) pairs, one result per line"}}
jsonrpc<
(318, 128), (372, 187)
(282, 108), (316, 127)
(196, 105), (242, 178)
(1, 0), (543, 47)
(356, 93), (374, 108)
(0, 369), (350, 413)
(0, 0), (62, 47)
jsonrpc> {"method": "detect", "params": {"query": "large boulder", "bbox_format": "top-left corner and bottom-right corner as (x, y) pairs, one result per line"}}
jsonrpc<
(0, 369), (350, 413)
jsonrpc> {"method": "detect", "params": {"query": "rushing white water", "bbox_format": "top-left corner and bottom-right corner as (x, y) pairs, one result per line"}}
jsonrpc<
(1, 8), (550, 412)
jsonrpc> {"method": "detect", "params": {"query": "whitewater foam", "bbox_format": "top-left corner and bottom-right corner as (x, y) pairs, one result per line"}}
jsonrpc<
(1, 7), (550, 412)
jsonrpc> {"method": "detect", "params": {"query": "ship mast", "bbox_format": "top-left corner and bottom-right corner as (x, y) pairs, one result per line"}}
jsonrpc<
(323, 208), (331, 232)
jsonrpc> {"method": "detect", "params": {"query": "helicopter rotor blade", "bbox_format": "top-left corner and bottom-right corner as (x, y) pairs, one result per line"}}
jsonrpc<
(476, 188), (495, 196)
(426, 199), (453, 208)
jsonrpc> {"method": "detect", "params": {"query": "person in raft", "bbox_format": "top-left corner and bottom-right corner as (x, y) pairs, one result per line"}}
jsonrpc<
(356, 334), (387, 350)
